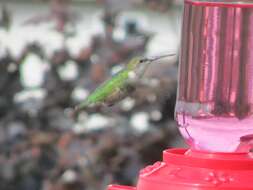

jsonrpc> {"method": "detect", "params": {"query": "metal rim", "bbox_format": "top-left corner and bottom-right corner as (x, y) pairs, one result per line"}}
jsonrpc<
(186, 0), (253, 8)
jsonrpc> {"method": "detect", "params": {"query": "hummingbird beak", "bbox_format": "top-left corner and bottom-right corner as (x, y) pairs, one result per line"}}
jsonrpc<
(142, 53), (176, 62)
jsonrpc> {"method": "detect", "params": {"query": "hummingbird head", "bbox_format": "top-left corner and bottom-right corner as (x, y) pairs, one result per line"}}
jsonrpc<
(126, 54), (176, 72)
(126, 57), (144, 71)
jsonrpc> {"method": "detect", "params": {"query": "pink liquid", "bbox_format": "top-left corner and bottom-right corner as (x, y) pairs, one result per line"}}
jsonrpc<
(176, 111), (253, 152)
(177, 1), (253, 152)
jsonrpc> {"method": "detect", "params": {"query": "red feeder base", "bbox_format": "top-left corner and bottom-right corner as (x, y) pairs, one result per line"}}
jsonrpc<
(108, 148), (253, 190)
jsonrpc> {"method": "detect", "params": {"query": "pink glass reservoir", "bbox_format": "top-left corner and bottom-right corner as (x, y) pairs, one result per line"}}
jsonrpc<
(176, 0), (253, 152)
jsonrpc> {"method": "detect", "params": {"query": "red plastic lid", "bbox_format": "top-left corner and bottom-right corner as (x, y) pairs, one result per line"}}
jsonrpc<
(108, 148), (253, 190)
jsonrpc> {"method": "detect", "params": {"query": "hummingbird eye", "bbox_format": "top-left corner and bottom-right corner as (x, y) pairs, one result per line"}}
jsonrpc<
(140, 58), (147, 63)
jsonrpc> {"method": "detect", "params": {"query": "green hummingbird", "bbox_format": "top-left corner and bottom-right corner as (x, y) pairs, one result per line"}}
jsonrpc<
(73, 54), (175, 115)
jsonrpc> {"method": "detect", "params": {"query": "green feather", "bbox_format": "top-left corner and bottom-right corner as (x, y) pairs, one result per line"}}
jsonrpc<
(76, 69), (129, 109)
(75, 57), (142, 111)
(87, 70), (129, 103)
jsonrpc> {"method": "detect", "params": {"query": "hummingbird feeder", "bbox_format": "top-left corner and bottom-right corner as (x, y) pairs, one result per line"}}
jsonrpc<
(108, 1), (253, 189)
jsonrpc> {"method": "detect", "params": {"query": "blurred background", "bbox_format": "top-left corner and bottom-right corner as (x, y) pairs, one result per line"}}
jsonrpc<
(0, 1), (185, 190)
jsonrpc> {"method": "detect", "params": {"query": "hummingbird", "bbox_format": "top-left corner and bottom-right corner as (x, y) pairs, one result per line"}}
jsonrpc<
(73, 53), (175, 115)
